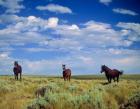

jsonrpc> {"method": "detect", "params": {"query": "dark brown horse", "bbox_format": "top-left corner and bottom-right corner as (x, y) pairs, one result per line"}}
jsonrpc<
(100, 65), (123, 83)
(13, 61), (22, 80)
(62, 64), (71, 81)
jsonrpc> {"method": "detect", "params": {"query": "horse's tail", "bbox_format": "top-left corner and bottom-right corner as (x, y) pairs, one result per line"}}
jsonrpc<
(119, 70), (123, 75)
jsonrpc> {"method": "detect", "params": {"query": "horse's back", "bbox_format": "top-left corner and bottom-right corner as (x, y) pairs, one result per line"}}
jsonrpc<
(66, 69), (71, 72)
(110, 69), (120, 77)
(113, 69), (120, 73)
(13, 65), (22, 74)
(64, 69), (71, 75)
(18, 65), (22, 73)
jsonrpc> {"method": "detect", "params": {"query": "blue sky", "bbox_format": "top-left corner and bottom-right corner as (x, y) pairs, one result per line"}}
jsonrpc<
(0, 0), (140, 75)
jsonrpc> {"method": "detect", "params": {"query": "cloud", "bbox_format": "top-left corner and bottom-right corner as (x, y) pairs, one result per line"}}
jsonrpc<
(23, 16), (57, 31)
(117, 22), (140, 41)
(53, 20), (133, 48)
(23, 59), (62, 75)
(0, 31), (46, 48)
(116, 57), (140, 65)
(14, 16), (59, 31)
(48, 38), (82, 51)
(0, 16), (137, 50)
(108, 48), (140, 55)
(0, 15), (60, 56)
(0, 52), (95, 75)
(113, 8), (138, 16)
(0, 14), (25, 24)
(25, 48), (48, 52)
(0, 47), (140, 75)
(108, 48), (122, 55)
(0, 52), (14, 74)
(0, 52), (9, 59)
(68, 24), (79, 30)
(54, 24), (81, 36)
(48, 17), (59, 28)
(117, 22), (140, 34)
(36, 4), (72, 14)
(0, 13), (140, 74)
(99, 0), (112, 5)
(84, 20), (111, 31)
(0, 0), (24, 14)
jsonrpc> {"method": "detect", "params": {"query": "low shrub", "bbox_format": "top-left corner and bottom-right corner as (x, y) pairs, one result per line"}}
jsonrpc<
(120, 91), (140, 109)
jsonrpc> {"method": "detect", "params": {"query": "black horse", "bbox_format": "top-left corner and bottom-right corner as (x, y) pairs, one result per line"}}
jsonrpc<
(13, 61), (22, 80)
(100, 65), (123, 83)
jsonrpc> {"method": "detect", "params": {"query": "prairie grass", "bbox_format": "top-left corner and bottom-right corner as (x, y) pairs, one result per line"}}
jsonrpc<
(0, 75), (140, 109)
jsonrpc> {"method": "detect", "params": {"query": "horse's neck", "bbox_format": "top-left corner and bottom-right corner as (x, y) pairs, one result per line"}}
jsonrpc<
(14, 66), (18, 69)
(14, 65), (21, 72)
(105, 66), (112, 74)
(63, 68), (70, 72)
(64, 67), (69, 70)
(15, 65), (19, 67)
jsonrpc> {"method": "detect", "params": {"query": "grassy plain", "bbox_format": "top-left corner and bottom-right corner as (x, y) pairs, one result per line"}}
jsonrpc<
(0, 74), (140, 109)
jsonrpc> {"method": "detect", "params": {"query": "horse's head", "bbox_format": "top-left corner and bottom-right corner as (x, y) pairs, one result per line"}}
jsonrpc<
(14, 61), (18, 67)
(120, 70), (123, 75)
(101, 65), (106, 73)
(62, 64), (66, 71)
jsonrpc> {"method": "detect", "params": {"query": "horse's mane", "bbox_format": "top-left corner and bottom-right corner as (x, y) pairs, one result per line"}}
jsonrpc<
(103, 65), (111, 72)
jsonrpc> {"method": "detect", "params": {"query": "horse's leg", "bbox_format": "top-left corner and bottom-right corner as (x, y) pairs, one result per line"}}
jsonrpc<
(107, 76), (110, 83)
(16, 74), (18, 80)
(63, 74), (66, 81)
(69, 75), (71, 81)
(20, 72), (22, 80)
(17, 74), (18, 80)
(68, 75), (70, 81)
(63, 75), (65, 81)
(108, 77), (110, 83)
(110, 78), (112, 83)
(14, 74), (16, 80)
(66, 75), (69, 81)
(117, 76), (119, 82)
(66, 76), (68, 81)
(64, 76), (66, 81)
(109, 77), (111, 83)
(113, 77), (115, 82)
(108, 78), (110, 83)
(63, 77), (65, 81)
(15, 75), (17, 80)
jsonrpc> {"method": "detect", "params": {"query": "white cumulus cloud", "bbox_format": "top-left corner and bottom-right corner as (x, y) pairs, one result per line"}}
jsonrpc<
(48, 17), (59, 28)
(0, 0), (24, 14)
(117, 22), (140, 41)
(0, 14), (140, 74)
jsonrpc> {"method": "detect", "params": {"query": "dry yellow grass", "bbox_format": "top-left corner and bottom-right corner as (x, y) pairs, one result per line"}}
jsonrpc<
(0, 75), (140, 109)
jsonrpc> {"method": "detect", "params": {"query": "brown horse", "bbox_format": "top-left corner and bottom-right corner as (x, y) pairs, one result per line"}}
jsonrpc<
(13, 61), (22, 80)
(100, 65), (123, 83)
(62, 64), (71, 81)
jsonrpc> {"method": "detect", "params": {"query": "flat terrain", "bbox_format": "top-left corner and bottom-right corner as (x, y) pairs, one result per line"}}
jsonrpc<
(72, 74), (140, 80)
(0, 75), (140, 109)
